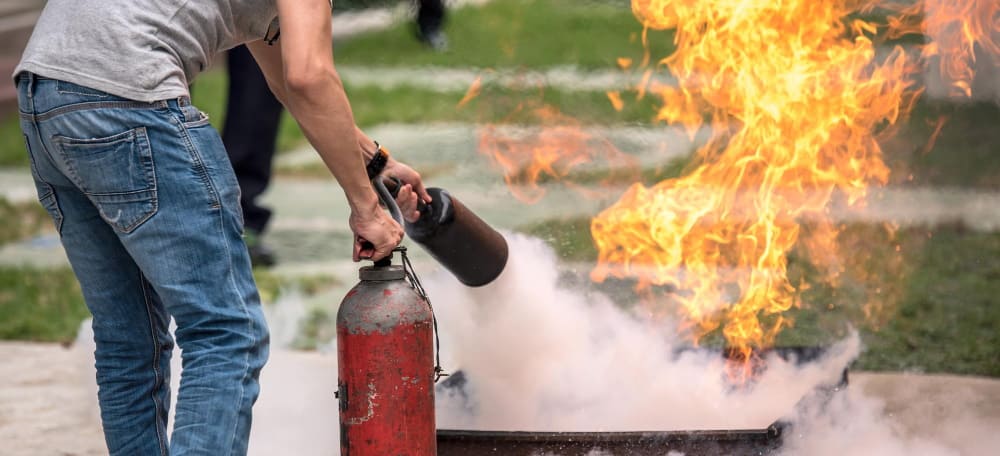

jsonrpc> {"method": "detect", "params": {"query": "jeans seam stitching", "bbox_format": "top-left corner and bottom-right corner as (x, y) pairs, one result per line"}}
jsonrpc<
(32, 100), (167, 122)
(83, 188), (157, 197)
(53, 132), (133, 147)
(182, 119), (211, 128)
(217, 171), (253, 455)
(140, 276), (169, 456)
(24, 112), (64, 233)
(57, 89), (109, 98)
(45, 191), (63, 233)
(23, 134), (54, 200)
(27, 117), (65, 200)
(50, 134), (84, 192)
(38, 189), (64, 233)
(171, 111), (221, 209)
(56, 80), (111, 98)
(118, 127), (159, 233)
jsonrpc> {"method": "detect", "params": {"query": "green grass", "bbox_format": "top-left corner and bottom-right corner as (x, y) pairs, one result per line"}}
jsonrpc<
(349, 83), (661, 125)
(850, 225), (1000, 376)
(0, 196), (49, 245)
(293, 307), (338, 350)
(519, 218), (1000, 377)
(0, 113), (28, 167)
(884, 101), (1000, 189)
(174, 0), (675, 159)
(0, 265), (338, 344)
(189, 71), (305, 153)
(784, 223), (1000, 377)
(187, 70), (665, 167)
(0, 266), (88, 343)
(184, 70), (663, 162)
(335, 0), (676, 70)
(251, 269), (340, 304)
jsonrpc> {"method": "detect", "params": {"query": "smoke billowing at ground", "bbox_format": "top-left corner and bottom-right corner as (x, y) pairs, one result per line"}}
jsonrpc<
(430, 234), (983, 455)
(63, 234), (997, 455)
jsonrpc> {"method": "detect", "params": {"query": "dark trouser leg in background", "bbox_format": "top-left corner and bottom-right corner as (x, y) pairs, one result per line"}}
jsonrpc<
(416, 0), (448, 50)
(222, 45), (284, 265)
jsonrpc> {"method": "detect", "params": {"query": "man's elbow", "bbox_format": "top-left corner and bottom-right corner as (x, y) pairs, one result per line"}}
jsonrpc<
(283, 65), (340, 99)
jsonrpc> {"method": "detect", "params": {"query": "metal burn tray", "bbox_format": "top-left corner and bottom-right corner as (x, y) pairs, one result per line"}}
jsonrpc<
(436, 426), (782, 456)
(436, 346), (847, 456)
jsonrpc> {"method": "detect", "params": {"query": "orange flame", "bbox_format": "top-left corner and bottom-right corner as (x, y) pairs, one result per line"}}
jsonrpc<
(457, 76), (484, 109)
(885, 0), (1000, 98)
(591, 0), (921, 365)
(606, 91), (625, 112)
(478, 105), (638, 204)
(471, 0), (998, 375)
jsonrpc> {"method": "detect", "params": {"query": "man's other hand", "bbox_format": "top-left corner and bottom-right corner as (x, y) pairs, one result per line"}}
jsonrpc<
(350, 203), (403, 261)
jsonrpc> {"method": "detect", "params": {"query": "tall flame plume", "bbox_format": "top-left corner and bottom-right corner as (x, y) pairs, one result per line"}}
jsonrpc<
(592, 0), (921, 366)
(473, 0), (998, 373)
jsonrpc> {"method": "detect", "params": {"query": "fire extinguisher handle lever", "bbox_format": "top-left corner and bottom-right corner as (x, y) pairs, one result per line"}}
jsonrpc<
(380, 176), (433, 216)
(372, 177), (405, 227)
(356, 176), (404, 267)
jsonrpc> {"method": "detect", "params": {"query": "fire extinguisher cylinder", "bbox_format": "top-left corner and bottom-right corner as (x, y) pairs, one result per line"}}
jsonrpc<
(337, 258), (436, 455)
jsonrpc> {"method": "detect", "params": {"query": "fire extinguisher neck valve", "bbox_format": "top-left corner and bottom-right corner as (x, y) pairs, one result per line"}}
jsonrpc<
(359, 264), (406, 281)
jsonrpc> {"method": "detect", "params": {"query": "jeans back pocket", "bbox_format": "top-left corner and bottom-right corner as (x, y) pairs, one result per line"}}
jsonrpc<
(53, 127), (158, 233)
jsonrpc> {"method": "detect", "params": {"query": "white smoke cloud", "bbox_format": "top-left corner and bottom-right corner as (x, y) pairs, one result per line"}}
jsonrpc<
(429, 233), (986, 455)
(432, 234), (849, 431)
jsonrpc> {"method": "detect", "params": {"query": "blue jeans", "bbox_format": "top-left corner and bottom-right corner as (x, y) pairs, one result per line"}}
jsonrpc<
(16, 73), (269, 455)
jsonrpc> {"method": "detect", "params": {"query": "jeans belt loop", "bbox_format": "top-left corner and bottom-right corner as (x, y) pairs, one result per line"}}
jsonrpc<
(26, 72), (36, 99)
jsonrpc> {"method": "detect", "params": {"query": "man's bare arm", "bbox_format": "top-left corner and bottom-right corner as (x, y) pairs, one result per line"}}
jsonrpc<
(246, 0), (400, 260)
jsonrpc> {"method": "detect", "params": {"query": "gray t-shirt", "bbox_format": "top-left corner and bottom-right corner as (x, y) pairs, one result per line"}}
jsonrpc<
(14, 0), (279, 102)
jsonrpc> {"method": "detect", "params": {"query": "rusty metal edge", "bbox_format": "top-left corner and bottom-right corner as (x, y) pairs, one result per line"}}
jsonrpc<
(436, 423), (782, 443)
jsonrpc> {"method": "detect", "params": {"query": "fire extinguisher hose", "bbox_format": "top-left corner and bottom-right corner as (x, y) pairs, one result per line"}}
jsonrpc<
(398, 246), (449, 383)
(373, 177), (405, 226)
(373, 175), (448, 383)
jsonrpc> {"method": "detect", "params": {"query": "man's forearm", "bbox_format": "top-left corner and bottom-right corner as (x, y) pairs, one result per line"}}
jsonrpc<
(356, 126), (378, 160)
(247, 0), (379, 213)
(283, 74), (378, 212)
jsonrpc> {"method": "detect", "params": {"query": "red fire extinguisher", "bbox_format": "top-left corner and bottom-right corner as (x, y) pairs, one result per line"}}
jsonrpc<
(337, 247), (438, 455)
(337, 247), (437, 455)
(337, 175), (505, 454)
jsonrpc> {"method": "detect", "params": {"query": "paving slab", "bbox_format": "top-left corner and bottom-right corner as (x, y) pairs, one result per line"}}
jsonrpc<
(0, 342), (105, 456)
(852, 372), (1000, 456)
(0, 168), (35, 204)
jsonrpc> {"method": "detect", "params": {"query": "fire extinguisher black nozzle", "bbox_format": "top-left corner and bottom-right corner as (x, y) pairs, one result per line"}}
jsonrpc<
(405, 188), (508, 287)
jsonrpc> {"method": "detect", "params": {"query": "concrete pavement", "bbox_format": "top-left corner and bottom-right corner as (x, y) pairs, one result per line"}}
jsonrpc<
(1, 340), (997, 456)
